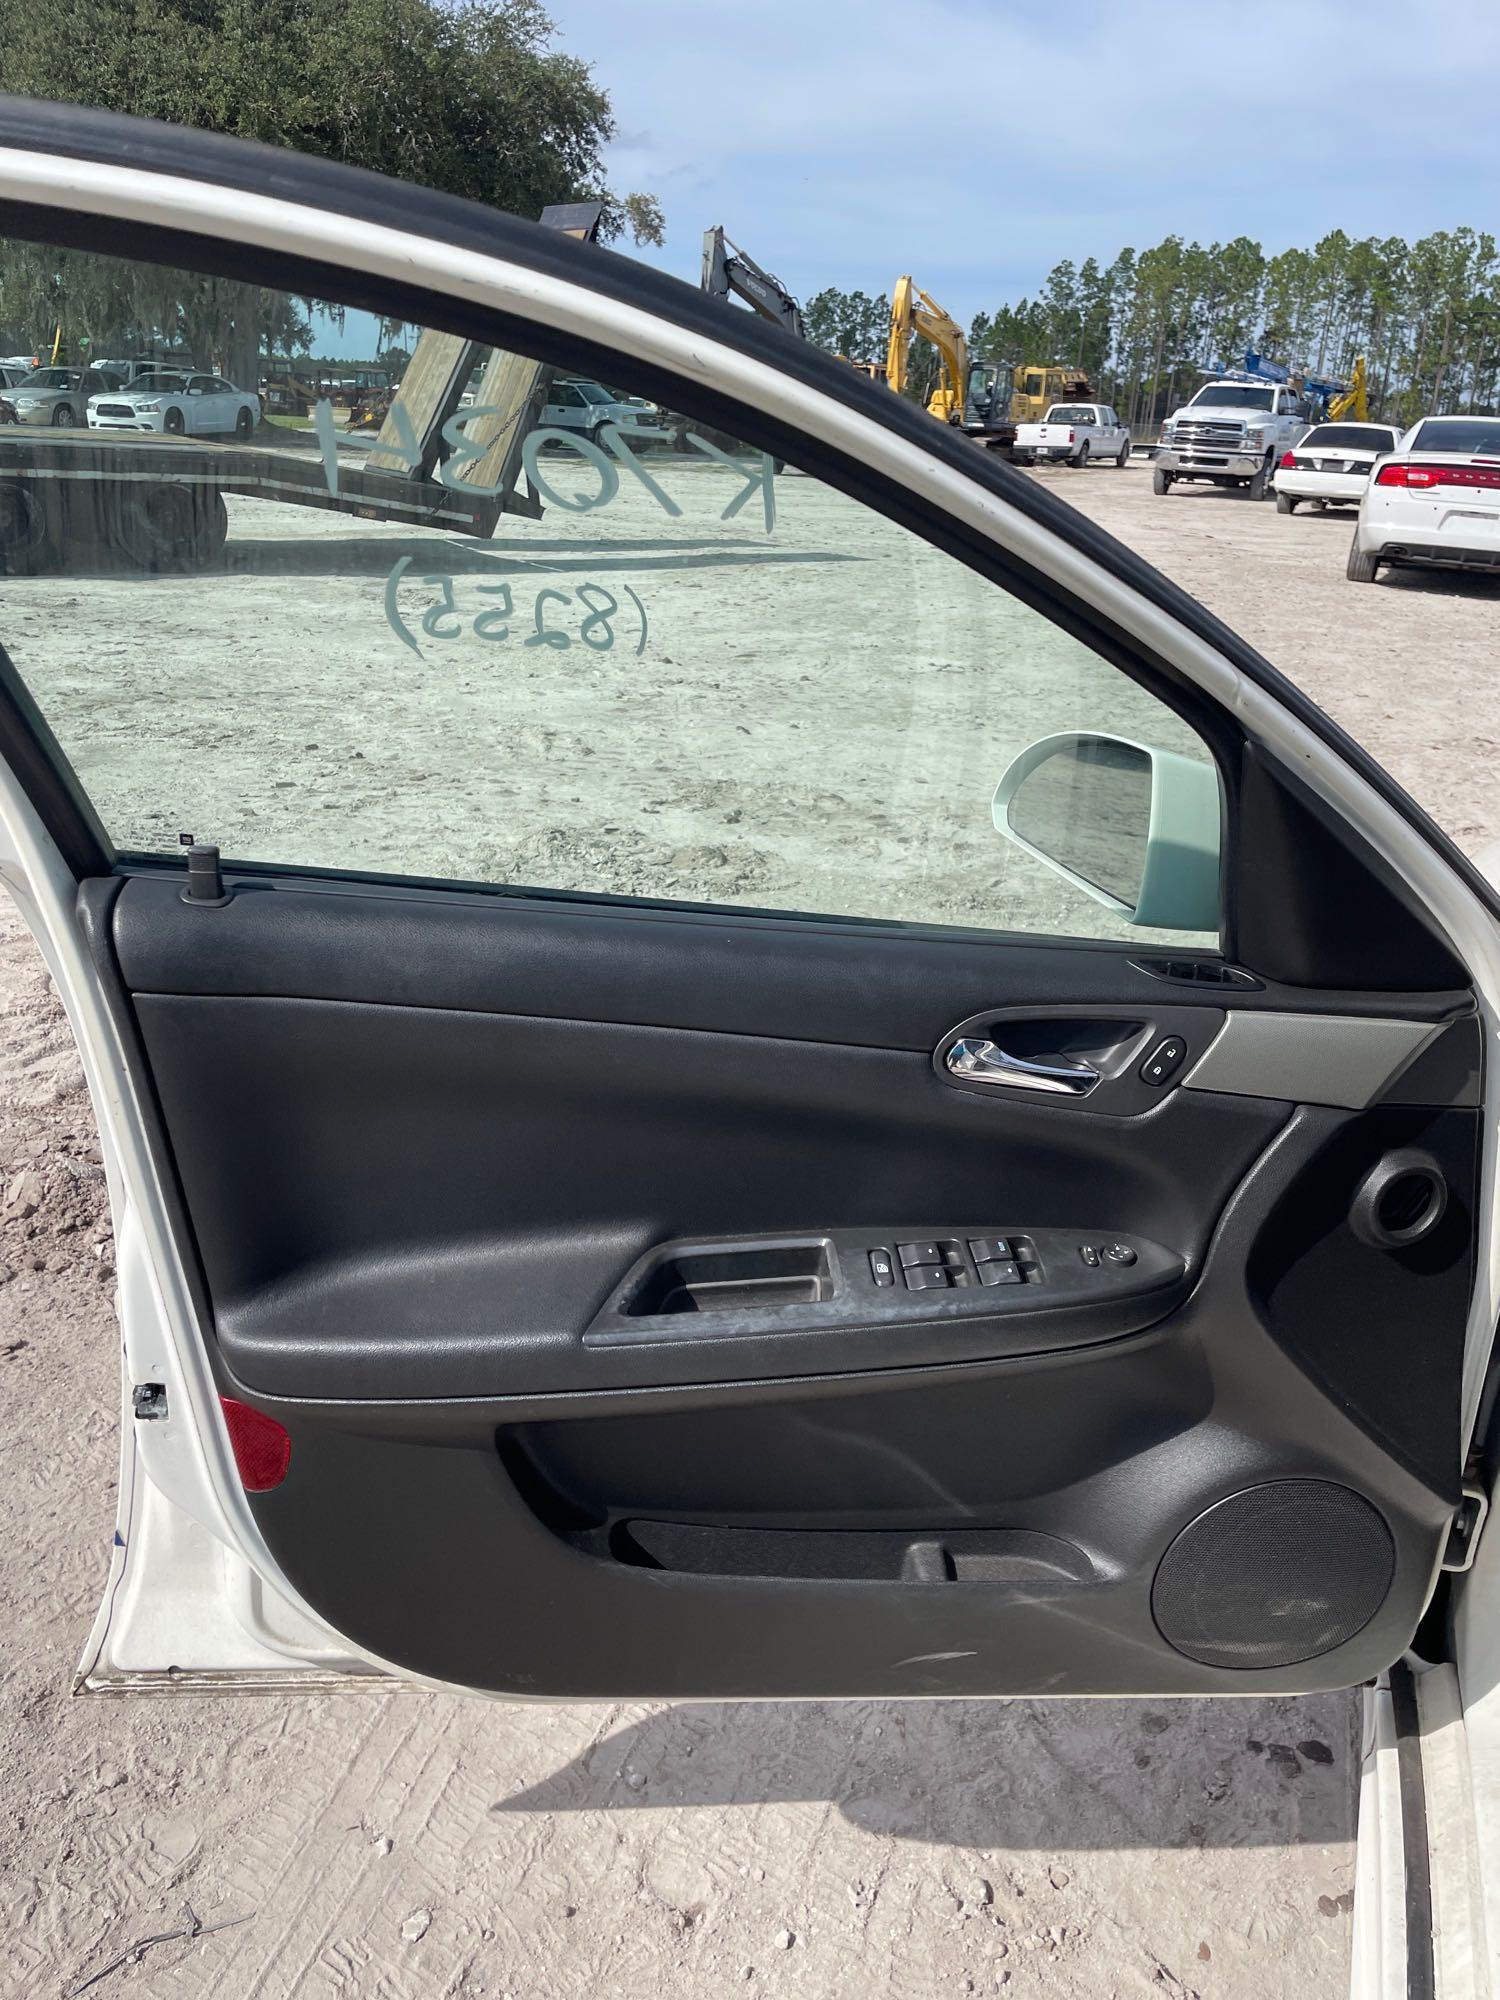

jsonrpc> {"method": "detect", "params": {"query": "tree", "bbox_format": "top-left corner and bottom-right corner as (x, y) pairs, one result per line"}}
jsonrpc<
(0, 0), (663, 385)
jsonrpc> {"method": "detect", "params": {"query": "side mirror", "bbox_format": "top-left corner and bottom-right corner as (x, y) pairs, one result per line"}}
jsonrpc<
(992, 732), (1221, 932)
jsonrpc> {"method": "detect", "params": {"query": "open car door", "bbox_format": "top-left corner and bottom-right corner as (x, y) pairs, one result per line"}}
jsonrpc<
(3, 106), (1500, 1987)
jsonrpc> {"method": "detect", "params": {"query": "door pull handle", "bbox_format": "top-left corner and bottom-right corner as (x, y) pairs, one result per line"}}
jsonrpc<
(945, 1037), (1100, 1096)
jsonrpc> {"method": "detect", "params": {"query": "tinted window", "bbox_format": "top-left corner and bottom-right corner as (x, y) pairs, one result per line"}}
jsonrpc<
(1301, 425), (1398, 452)
(1409, 419), (1500, 456)
(1187, 385), (1275, 410)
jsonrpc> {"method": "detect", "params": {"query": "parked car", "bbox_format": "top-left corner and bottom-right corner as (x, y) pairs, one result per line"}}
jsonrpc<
(1347, 413), (1500, 581)
(1274, 421), (1400, 512)
(7, 365), (125, 426)
(1153, 378), (1310, 498)
(6, 108), (1500, 1986)
(0, 361), (33, 390)
(538, 377), (657, 443)
(1011, 402), (1131, 467)
(87, 371), (261, 438)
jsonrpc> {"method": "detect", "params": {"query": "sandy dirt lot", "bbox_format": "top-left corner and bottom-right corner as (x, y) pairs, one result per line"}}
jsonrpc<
(4, 455), (1495, 1999)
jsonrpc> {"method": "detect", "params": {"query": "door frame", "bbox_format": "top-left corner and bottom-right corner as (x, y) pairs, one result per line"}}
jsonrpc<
(0, 109), (1497, 1689)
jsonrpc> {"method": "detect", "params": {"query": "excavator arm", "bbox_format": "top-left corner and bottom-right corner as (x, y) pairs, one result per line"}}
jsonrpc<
(887, 276), (969, 424)
(701, 227), (806, 338)
(1326, 356), (1370, 423)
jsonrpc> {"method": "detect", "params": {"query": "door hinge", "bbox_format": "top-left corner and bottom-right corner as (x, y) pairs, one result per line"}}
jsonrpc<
(131, 1382), (169, 1422)
(1442, 1482), (1488, 1571)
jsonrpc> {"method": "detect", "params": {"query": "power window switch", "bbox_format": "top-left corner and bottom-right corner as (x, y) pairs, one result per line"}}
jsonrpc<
(1079, 1244), (1100, 1268)
(978, 1259), (1022, 1286)
(869, 1249), (896, 1287)
(898, 1240), (943, 1268)
(904, 1264), (951, 1290)
(969, 1236), (1012, 1264)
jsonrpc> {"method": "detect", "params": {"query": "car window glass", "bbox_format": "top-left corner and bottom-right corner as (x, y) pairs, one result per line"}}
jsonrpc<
(0, 233), (1221, 947)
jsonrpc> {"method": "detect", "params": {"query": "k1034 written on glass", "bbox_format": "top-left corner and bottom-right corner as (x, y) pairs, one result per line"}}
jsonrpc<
(315, 402), (779, 533)
(383, 559), (648, 660)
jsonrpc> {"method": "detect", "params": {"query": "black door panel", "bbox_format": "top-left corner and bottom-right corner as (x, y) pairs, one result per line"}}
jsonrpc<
(90, 870), (1476, 1697)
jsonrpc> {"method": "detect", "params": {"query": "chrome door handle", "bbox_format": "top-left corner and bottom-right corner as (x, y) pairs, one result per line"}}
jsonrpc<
(945, 1037), (1100, 1096)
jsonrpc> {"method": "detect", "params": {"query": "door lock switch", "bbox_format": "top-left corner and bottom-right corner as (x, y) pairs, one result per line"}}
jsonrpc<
(898, 1240), (943, 1268)
(904, 1264), (951, 1290)
(1140, 1036), (1188, 1086)
(977, 1259), (1022, 1286)
(869, 1248), (896, 1287)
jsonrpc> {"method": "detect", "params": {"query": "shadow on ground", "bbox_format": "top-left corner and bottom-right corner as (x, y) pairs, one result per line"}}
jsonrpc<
(498, 1693), (1359, 1850)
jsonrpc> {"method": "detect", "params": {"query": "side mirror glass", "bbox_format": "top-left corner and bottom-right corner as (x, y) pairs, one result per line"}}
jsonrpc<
(992, 731), (1221, 932)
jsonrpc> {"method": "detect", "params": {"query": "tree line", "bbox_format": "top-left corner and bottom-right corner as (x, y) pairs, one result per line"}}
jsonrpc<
(808, 230), (1500, 429)
(0, 0), (663, 389)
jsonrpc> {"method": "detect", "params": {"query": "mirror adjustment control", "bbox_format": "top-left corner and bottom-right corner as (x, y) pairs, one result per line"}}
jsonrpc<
(869, 1248), (896, 1286)
(969, 1236), (1011, 1264)
(904, 1264), (951, 1290)
(978, 1259), (1022, 1286)
(1103, 1242), (1137, 1266)
(1140, 1036), (1188, 1086)
(898, 1240), (943, 1268)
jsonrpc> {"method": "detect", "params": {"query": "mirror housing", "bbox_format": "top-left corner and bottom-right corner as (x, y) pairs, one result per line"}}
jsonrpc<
(992, 731), (1221, 932)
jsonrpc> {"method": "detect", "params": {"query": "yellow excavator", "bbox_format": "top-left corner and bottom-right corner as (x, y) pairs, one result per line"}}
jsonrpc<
(886, 275), (969, 423)
(1326, 355), (1370, 423)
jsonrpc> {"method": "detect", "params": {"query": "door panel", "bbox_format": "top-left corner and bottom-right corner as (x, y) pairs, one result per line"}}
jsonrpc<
(87, 867), (1477, 1696)
(0, 105), (1491, 1706)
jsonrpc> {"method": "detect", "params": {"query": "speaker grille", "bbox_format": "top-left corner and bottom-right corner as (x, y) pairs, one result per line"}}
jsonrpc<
(1151, 1481), (1395, 1670)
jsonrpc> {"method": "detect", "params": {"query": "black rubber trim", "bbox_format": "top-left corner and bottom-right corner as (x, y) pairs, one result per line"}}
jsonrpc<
(1389, 1660), (1436, 2000)
(0, 96), (1493, 942)
(0, 641), (113, 876)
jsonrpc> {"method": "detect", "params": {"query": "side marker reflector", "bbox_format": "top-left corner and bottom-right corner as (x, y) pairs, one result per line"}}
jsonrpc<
(220, 1395), (291, 1492)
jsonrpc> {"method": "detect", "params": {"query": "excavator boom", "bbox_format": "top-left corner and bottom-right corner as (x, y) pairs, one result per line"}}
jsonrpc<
(888, 276), (969, 424)
(701, 227), (806, 339)
(1326, 355), (1370, 423)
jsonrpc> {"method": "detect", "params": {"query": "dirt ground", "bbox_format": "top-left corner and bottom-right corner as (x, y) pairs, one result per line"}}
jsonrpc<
(4, 456), (1495, 1999)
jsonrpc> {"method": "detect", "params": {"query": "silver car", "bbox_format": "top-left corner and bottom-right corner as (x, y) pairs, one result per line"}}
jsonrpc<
(6, 365), (125, 427)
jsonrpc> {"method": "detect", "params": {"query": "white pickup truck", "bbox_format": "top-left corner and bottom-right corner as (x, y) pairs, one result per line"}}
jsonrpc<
(1153, 379), (1310, 498)
(1011, 402), (1132, 467)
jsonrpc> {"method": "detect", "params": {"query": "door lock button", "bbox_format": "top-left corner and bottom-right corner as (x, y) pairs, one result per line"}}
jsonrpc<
(869, 1248), (896, 1286)
(904, 1264), (951, 1290)
(1140, 1036), (1188, 1086)
(898, 1240), (943, 1268)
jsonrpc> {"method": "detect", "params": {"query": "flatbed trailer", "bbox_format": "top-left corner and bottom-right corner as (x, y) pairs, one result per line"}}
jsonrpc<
(0, 423), (521, 573)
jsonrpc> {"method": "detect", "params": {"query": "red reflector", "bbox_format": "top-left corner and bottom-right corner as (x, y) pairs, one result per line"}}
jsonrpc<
(220, 1396), (291, 1491)
(1279, 451), (1296, 468)
(1377, 461), (1500, 490)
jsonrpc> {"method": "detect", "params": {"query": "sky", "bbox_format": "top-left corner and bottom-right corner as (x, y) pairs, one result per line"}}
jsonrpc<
(315, 0), (1496, 358)
(553, 0), (1497, 330)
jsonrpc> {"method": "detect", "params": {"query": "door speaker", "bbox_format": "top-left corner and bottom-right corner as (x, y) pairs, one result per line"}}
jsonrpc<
(1151, 1480), (1395, 1670)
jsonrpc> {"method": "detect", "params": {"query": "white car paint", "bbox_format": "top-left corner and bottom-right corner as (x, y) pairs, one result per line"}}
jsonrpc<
(538, 377), (656, 440)
(1274, 421), (1400, 509)
(87, 370), (261, 437)
(1012, 402), (1131, 467)
(1349, 414), (1500, 579)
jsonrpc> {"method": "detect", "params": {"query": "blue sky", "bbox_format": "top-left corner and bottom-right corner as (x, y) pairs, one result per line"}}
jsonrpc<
(557, 0), (1496, 327)
(316, 0), (1495, 356)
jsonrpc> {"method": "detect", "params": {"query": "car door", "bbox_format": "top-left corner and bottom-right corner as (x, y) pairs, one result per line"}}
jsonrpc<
(1, 100), (1498, 1707)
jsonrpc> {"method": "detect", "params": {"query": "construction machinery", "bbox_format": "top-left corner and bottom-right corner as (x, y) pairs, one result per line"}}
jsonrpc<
(1327, 356), (1370, 423)
(1009, 363), (1094, 428)
(701, 227), (805, 338)
(887, 276), (968, 424)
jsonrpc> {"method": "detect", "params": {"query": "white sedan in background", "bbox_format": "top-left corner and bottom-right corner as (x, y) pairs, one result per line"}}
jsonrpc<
(1275, 421), (1399, 513)
(87, 371), (261, 439)
(1347, 413), (1500, 582)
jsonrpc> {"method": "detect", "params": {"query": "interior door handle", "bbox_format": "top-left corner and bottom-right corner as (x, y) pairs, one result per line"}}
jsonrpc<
(945, 1037), (1100, 1096)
